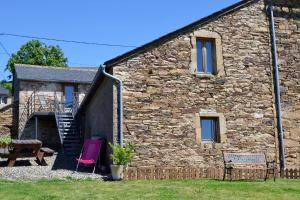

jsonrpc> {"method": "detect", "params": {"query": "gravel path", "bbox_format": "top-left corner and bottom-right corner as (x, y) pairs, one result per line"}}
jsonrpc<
(0, 151), (104, 181)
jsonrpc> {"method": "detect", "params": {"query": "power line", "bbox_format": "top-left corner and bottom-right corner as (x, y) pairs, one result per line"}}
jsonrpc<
(0, 33), (138, 48)
(0, 41), (11, 57)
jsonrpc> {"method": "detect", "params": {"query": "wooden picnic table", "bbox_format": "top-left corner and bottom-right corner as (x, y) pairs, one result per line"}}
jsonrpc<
(0, 139), (54, 167)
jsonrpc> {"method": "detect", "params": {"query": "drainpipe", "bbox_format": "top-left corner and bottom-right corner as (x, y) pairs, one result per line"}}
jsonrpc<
(268, 0), (285, 172)
(100, 65), (123, 147)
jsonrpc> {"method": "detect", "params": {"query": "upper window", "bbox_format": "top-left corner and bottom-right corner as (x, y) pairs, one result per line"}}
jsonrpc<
(201, 117), (218, 142)
(190, 30), (224, 77)
(196, 39), (215, 74)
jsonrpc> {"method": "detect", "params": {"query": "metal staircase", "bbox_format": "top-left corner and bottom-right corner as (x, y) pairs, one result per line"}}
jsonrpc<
(54, 94), (81, 155)
(18, 91), (82, 156)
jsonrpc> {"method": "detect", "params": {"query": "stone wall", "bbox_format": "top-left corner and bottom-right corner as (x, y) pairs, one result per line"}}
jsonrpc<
(0, 104), (13, 136)
(83, 78), (114, 167)
(16, 80), (91, 140)
(273, 3), (300, 167)
(112, 0), (278, 168)
(18, 80), (91, 113)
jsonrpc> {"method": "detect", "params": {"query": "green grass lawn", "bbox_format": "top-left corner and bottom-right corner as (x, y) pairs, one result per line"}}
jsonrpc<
(0, 179), (299, 200)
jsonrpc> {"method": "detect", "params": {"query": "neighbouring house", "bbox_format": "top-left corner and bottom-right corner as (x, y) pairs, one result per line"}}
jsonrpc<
(0, 85), (12, 136)
(77, 0), (300, 170)
(0, 85), (11, 109)
(12, 64), (98, 151)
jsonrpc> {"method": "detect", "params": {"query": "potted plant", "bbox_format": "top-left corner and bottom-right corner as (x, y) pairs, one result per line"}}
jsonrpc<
(0, 135), (12, 149)
(109, 142), (134, 180)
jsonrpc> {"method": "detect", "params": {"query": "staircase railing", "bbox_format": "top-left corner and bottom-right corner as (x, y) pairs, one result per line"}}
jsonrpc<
(18, 91), (81, 140)
(18, 91), (36, 138)
(54, 93), (64, 144)
(72, 93), (79, 118)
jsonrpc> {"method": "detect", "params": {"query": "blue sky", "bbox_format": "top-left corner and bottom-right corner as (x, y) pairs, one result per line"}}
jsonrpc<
(0, 0), (239, 80)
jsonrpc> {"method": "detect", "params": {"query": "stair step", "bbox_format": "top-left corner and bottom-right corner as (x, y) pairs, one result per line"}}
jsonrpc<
(55, 111), (81, 154)
(59, 131), (78, 135)
(61, 133), (80, 137)
(58, 118), (73, 121)
(59, 130), (78, 133)
(57, 113), (72, 116)
(59, 121), (73, 124)
(62, 136), (80, 139)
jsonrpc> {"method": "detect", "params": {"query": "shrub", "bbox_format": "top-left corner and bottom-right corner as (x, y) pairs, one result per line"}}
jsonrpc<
(109, 143), (134, 166)
(0, 135), (12, 146)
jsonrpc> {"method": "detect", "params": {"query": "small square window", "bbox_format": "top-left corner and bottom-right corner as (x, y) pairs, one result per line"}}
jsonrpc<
(196, 39), (215, 74)
(200, 117), (219, 142)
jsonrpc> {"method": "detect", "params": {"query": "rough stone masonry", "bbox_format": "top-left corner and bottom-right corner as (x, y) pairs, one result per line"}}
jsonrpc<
(110, 0), (299, 168)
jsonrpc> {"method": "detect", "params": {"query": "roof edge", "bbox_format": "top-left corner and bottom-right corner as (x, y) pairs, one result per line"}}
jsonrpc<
(104, 0), (258, 67)
(14, 64), (98, 71)
(17, 78), (93, 84)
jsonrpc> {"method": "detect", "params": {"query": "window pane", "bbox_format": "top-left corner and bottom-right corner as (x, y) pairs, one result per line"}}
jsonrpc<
(196, 40), (204, 72)
(201, 118), (217, 141)
(3, 97), (7, 104)
(205, 41), (215, 74)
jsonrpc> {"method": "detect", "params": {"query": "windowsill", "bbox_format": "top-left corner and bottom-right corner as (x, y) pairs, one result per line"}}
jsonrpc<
(200, 141), (223, 149)
(201, 140), (218, 144)
(195, 73), (214, 78)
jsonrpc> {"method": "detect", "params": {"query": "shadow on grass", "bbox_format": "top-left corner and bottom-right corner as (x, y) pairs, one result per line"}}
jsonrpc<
(212, 178), (271, 183)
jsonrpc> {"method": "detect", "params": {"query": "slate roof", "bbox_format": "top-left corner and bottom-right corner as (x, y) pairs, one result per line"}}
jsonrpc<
(14, 64), (98, 84)
(0, 85), (9, 95)
(104, 0), (257, 67)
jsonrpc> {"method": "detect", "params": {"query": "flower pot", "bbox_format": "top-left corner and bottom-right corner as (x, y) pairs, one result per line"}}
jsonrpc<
(110, 164), (124, 180)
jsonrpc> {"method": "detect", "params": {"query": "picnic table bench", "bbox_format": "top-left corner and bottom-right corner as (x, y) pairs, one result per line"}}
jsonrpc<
(222, 151), (276, 181)
(0, 139), (54, 167)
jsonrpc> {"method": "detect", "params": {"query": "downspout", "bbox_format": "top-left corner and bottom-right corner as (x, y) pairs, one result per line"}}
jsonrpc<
(268, 0), (285, 171)
(100, 65), (123, 147)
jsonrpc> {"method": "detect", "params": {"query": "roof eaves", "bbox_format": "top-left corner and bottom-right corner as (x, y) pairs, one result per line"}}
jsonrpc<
(18, 78), (93, 84)
(14, 64), (98, 72)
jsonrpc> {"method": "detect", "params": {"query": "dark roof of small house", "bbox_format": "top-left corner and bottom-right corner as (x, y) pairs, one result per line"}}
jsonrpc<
(14, 64), (98, 84)
(78, 0), (258, 114)
(0, 85), (9, 95)
(104, 0), (257, 67)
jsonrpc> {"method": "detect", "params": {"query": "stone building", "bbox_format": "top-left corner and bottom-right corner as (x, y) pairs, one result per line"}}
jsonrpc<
(0, 85), (11, 109)
(12, 64), (97, 150)
(0, 85), (12, 136)
(78, 0), (300, 169)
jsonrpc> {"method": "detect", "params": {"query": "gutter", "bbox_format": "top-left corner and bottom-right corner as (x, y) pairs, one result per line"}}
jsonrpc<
(268, 0), (285, 171)
(100, 65), (124, 147)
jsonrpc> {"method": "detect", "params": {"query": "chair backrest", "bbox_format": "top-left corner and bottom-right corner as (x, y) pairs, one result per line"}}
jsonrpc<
(81, 139), (104, 162)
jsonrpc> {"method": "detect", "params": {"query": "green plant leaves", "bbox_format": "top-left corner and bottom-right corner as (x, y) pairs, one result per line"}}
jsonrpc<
(0, 135), (12, 145)
(6, 40), (68, 73)
(109, 143), (134, 166)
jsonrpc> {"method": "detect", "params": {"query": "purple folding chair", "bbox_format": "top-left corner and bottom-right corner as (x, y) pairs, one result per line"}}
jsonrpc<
(76, 139), (104, 173)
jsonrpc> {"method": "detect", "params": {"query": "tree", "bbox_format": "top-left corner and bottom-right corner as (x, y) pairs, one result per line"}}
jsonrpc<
(6, 40), (68, 73)
(0, 80), (12, 95)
